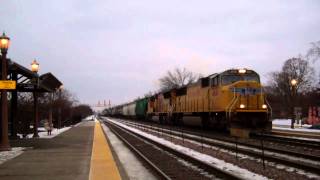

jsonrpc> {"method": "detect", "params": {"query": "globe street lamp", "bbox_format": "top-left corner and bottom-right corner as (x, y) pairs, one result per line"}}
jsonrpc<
(0, 32), (11, 150)
(290, 79), (298, 129)
(291, 79), (297, 87)
(31, 59), (39, 73)
(31, 59), (40, 137)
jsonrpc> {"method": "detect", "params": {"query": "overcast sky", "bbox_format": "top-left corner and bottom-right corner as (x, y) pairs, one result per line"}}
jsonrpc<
(1, 0), (319, 106)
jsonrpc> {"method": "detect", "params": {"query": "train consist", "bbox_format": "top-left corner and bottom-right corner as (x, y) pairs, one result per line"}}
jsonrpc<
(102, 68), (272, 136)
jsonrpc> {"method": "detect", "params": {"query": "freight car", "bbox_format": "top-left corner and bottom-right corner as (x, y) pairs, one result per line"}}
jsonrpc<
(104, 97), (148, 120)
(135, 98), (148, 119)
(103, 68), (272, 137)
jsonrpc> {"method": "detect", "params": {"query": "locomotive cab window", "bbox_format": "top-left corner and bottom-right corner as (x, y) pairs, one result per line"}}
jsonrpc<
(221, 73), (260, 85)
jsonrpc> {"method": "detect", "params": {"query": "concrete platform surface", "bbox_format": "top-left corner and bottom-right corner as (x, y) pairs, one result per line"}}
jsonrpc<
(0, 121), (94, 180)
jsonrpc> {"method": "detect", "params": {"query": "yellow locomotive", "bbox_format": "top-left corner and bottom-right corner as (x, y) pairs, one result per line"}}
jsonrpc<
(147, 68), (272, 137)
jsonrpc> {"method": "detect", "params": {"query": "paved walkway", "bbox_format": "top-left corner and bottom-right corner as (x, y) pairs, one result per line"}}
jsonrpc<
(0, 121), (94, 180)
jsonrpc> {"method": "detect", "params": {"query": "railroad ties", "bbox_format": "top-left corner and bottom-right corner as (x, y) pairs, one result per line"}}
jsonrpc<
(99, 117), (320, 180)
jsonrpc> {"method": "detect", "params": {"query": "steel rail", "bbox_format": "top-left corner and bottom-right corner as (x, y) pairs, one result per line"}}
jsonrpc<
(119, 119), (320, 161)
(113, 118), (320, 175)
(104, 120), (244, 180)
(102, 121), (171, 180)
(252, 133), (320, 149)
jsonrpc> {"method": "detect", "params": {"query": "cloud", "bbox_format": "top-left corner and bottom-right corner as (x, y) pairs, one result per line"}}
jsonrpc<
(1, 0), (319, 105)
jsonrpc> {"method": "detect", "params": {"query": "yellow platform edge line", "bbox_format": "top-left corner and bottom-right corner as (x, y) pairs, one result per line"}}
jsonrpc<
(89, 121), (121, 180)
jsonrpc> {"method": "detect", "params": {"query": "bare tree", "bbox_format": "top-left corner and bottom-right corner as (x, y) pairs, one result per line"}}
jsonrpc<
(16, 88), (84, 135)
(70, 104), (93, 124)
(269, 57), (315, 96)
(159, 67), (200, 91)
(306, 41), (320, 62)
(144, 91), (154, 98)
(306, 41), (320, 87)
(268, 57), (315, 128)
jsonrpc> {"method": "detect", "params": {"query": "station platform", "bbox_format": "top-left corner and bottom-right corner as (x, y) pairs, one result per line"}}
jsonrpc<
(0, 121), (122, 180)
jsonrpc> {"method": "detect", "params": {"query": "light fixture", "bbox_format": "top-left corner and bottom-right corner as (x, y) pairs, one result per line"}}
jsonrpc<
(238, 69), (246, 74)
(0, 32), (10, 53)
(31, 59), (39, 73)
(240, 104), (245, 109)
(290, 79), (297, 86)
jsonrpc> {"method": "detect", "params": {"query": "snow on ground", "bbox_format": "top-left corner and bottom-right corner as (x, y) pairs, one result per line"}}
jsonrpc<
(273, 126), (320, 133)
(106, 118), (268, 180)
(272, 119), (320, 133)
(17, 126), (71, 139)
(0, 147), (26, 165)
(83, 115), (95, 121)
(30, 127), (71, 139)
(272, 119), (312, 128)
(17, 115), (96, 139)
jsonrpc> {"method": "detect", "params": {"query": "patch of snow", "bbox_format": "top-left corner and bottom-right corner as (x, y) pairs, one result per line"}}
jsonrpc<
(272, 119), (312, 128)
(273, 126), (320, 133)
(17, 126), (71, 139)
(83, 115), (95, 121)
(31, 127), (71, 139)
(0, 147), (26, 165)
(106, 118), (268, 180)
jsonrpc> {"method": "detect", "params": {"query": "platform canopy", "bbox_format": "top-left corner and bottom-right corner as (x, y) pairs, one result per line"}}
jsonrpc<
(6, 59), (62, 92)
(39, 72), (63, 92)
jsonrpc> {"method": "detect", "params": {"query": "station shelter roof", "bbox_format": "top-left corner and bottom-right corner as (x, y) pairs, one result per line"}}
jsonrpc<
(3, 58), (63, 93)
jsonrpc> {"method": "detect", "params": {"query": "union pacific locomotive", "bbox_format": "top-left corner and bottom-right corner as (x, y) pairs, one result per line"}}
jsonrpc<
(103, 68), (272, 136)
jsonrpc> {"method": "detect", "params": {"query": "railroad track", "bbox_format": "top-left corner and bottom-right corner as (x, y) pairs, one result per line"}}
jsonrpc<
(109, 118), (320, 176)
(114, 117), (320, 153)
(109, 117), (320, 150)
(271, 128), (320, 139)
(102, 119), (263, 180)
(252, 133), (320, 149)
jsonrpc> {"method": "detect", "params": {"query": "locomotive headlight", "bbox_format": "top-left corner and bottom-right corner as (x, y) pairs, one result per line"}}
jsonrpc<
(240, 104), (245, 109)
(262, 104), (267, 109)
(238, 69), (246, 74)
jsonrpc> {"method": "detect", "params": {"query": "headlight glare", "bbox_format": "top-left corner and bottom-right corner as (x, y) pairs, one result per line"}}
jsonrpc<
(262, 104), (267, 109)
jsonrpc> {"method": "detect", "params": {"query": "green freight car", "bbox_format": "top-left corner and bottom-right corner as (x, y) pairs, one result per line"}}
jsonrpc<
(135, 98), (148, 120)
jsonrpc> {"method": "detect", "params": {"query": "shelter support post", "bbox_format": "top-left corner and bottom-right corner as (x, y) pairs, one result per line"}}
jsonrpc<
(0, 53), (10, 151)
(49, 92), (53, 128)
(10, 73), (18, 139)
(33, 90), (39, 138)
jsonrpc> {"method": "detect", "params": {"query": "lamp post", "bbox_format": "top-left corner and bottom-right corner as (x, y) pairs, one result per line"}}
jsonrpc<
(31, 59), (39, 137)
(290, 79), (298, 129)
(0, 32), (11, 150)
(58, 85), (63, 129)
